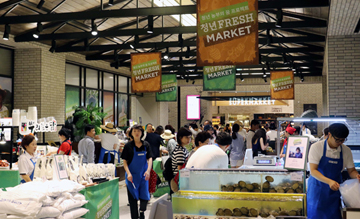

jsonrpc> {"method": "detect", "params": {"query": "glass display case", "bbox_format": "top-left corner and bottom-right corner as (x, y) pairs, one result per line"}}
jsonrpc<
(179, 169), (306, 194)
(173, 191), (306, 218)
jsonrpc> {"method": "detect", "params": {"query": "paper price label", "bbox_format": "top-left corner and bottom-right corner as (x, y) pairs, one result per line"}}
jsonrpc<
(181, 169), (190, 178)
(290, 172), (303, 181)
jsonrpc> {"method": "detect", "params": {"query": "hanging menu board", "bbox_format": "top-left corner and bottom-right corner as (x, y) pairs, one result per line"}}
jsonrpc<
(131, 52), (162, 93)
(197, 0), (259, 66)
(270, 70), (294, 100)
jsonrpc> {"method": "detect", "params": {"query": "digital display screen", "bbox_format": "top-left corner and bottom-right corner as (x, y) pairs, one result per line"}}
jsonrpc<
(257, 159), (271, 164)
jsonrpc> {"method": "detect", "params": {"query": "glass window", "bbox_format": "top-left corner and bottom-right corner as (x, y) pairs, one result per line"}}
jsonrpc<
(118, 94), (128, 127)
(66, 64), (80, 86)
(103, 92), (114, 124)
(86, 89), (98, 107)
(86, 68), (98, 88)
(103, 73), (114, 91)
(118, 76), (127, 93)
(0, 48), (13, 76)
(0, 76), (12, 117)
(65, 86), (80, 119)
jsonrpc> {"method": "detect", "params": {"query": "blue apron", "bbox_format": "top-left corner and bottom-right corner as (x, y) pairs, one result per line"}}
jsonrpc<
(20, 158), (36, 183)
(307, 140), (343, 219)
(98, 147), (120, 164)
(125, 146), (150, 201)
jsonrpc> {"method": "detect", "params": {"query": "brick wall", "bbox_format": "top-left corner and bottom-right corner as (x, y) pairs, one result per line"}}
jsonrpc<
(328, 35), (360, 145)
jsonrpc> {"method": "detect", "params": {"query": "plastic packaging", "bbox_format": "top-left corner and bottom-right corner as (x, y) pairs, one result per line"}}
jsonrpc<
(340, 179), (360, 208)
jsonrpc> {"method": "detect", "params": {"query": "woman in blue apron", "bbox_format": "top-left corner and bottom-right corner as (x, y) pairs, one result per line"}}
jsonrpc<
(307, 123), (360, 219)
(121, 125), (153, 219)
(18, 135), (37, 183)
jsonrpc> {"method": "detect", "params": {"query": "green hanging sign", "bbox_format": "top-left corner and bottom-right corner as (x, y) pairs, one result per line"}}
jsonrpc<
(203, 65), (236, 91)
(152, 160), (170, 197)
(156, 74), (177, 102)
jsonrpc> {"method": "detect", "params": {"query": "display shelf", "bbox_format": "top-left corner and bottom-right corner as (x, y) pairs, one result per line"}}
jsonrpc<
(179, 169), (305, 194)
(172, 191), (305, 218)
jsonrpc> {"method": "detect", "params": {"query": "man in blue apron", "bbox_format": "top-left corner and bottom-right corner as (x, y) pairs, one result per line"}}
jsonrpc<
(121, 125), (153, 219)
(308, 123), (360, 219)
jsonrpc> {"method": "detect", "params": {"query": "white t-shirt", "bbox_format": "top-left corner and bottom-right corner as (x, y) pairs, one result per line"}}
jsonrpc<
(301, 128), (311, 136)
(309, 140), (354, 171)
(186, 145), (228, 169)
(238, 129), (247, 140)
(99, 133), (119, 151)
(246, 130), (255, 149)
(18, 151), (37, 179)
(266, 130), (277, 141)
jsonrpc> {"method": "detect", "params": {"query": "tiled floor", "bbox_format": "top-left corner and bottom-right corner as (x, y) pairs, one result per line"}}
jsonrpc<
(119, 181), (158, 219)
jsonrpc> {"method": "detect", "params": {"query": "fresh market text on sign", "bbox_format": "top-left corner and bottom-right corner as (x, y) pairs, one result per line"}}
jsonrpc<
(204, 66), (235, 80)
(229, 97), (275, 105)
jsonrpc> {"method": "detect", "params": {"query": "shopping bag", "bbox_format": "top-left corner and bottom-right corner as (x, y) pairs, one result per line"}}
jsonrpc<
(340, 179), (360, 208)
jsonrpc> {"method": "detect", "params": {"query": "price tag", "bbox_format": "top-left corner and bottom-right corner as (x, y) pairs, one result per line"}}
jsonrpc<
(181, 169), (190, 178)
(290, 172), (303, 181)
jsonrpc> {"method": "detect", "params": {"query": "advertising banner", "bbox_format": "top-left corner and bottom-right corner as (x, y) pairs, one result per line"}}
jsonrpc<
(131, 52), (162, 93)
(197, 0), (259, 66)
(270, 70), (294, 100)
(152, 159), (170, 197)
(156, 74), (177, 102)
(80, 179), (119, 219)
(203, 66), (236, 91)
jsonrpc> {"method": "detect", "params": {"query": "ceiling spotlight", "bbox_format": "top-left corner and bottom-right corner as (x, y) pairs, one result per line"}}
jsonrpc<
(185, 46), (190, 58)
(3, 24), (10, 40)
(275, 8), (283, 28)
(108, 0), (114, 6)
(300, 75), (304, 82)
(282, 53), (288, 64)
(192, 80), (195, 84)
(37, 0), (45, 9)
(49, 39), (56, 53)
(147, 15), (153, 34)
(130, 44), (134, 49)
(164, 47), (169, 59)
(181, 75), (184, 79)
(264, 78), (267, 83)
(91, 19), (98, 36)
(262, 68), (267, 77)
(33, 22), (43, 38)
(241, 78), (245, 82)
(186, 76), (189, 83)
(266, 29), (272, 45)
(33, 33), (39, 38)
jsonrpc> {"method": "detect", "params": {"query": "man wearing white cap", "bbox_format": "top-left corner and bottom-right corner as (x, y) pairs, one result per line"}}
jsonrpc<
(161, 130), (176, 155)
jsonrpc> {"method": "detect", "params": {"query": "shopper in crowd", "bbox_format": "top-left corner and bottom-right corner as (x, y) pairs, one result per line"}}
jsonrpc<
(246, 120), (260, 149)
(164, 124), (176, 135)
(145, 123), (153, 134)
(46, 128), (72, 156)
(228, 124), (245, 168)
(0, 86), (9, 118)
(18, 134), (37, 183)
(280, 124), (296, 158)
(97, 123), (119, 163)
(161, 130), (176, 155)
(188, 131), (212, 159)
(266, 122), (277, 141)
(186, 132), (230, 169)
(252, 128), (269, 157)
(189, 123), (199, 138)
(203, 120), (212, 126)
(204, 124), (216, 145)
(145, 125), (164, 160)
(78, 124), (96, 164)
(234, 121), (247, 140)
(214, 125), (220, 135)
(319, 127), (330, 141)
(171, 127), (192, 176)
(307, 123), (360, 219)
(294, 126), (301, 135)
(224, 124), (231, 134)
(301, 123), (311, 136)
(121, 125), (153, 219)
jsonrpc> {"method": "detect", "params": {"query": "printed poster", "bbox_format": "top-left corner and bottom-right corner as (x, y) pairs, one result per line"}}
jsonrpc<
(118, 94), (128, 127)
(65, 86), (79, 119)
(197, 0), (259, 66)
(270, 70), (294, 100)
(86, 89), (99, 107)
(0, 76), (12, 118)
(203, 66), (236, 91)
(284, 136), (309, 170)
(156, 74), (177, 102)
(131, 52), (162, 93)
(103, 92), (114, 124)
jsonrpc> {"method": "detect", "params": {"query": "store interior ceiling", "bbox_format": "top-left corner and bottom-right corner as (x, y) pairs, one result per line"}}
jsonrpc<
(0, 0), (331, 79)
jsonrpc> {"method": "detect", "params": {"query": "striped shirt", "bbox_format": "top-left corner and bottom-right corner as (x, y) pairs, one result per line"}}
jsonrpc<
(171, 145), (189, 175)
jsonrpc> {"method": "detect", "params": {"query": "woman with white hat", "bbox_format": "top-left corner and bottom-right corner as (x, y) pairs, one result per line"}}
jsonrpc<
(161, 130), (176, 155)
(98, 123), (120, 163)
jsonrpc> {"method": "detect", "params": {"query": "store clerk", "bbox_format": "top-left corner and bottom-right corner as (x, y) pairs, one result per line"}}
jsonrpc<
(18, 135), (37, 183)
(307, 123), (360, 219)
